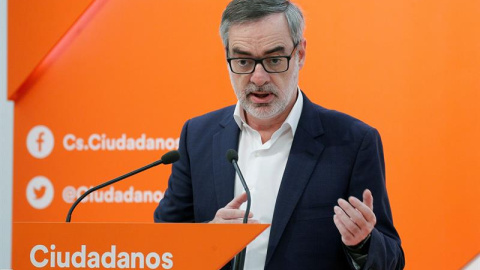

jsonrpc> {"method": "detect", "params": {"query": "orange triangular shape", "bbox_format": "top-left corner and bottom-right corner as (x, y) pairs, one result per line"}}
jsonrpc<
(13, 223), (269, 269)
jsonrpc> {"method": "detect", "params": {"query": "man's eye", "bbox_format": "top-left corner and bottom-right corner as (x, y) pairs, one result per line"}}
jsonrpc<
(237, 59), (250, 66)
(267, 58), (283, 65)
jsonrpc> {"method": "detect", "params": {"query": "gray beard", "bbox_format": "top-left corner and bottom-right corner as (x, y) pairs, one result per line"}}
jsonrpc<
(240, 83), (286, 119)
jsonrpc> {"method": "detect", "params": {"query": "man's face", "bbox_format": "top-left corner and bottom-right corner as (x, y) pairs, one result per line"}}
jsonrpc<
(227, 13), (306, 121)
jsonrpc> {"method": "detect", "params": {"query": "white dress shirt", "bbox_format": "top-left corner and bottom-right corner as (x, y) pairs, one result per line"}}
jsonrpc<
(233, 89), (303, 270)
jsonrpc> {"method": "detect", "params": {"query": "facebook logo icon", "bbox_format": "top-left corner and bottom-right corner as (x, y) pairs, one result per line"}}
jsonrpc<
(27, 125), (54, 159)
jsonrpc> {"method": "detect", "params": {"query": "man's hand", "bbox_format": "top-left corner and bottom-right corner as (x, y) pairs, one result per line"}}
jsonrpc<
(333, 189), (376, 246)
(209, 192), (258, 224)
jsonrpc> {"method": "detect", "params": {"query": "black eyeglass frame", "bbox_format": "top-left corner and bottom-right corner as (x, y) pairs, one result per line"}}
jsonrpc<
(226, 43), (299, 74)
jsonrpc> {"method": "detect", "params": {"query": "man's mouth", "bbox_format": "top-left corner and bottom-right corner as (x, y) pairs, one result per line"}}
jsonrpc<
(248, 92), (275, 103)
(252, 93), (270, 98)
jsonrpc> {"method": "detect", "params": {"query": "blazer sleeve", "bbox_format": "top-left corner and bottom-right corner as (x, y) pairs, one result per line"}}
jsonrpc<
(154, 120), (195, 223)
(345, 127), (405, 270)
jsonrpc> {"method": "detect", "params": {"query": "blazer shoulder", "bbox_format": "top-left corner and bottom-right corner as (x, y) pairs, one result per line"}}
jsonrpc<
(319, 106), (374, 132)
(305, 100), (378, 143)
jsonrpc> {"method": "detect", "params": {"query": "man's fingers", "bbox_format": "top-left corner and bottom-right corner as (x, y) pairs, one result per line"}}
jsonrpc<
(334, 205), (361, 235)
(347, 196), (376, 224)
(210, 208), (258, 224)
(333, 214), (355, 245)
(334, 190), (377, 246)
(215, 218), (260, 224)
(209, 194), (257, 224)
(226, 192), (248, 209)
(363, 189), (374, 210)
(217, 208), (253, 220)
(338, 199), (369, 228)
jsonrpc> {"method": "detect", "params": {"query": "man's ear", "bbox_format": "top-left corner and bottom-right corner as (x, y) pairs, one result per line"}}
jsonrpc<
(297, 39), (307, 69)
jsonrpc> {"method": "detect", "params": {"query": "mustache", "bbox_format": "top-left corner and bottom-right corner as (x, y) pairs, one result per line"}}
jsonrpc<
(244, 83), (278, 95)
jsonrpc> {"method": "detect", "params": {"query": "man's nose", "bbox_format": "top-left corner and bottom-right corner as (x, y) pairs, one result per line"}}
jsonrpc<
(250, 63), (270, 86)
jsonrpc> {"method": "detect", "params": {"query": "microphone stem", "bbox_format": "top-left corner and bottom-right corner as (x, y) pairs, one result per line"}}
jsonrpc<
(65, 159), (163, 222)
(232, 159), (250, 270)
(232, 160), (251, 223)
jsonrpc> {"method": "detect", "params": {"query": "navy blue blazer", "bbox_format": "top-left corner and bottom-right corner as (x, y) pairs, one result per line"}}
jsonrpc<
(154, 93), (405, 270)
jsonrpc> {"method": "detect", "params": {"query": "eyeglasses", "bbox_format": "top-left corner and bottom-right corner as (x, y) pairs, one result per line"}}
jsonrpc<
(226, 43), (298, 74)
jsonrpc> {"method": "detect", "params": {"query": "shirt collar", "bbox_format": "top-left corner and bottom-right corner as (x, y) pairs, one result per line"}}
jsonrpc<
(233, 88), (303, 135)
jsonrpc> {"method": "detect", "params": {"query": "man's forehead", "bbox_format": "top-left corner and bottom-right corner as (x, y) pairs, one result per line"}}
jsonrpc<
(227, 14), (292, 55)
(228, 13), (290, 37)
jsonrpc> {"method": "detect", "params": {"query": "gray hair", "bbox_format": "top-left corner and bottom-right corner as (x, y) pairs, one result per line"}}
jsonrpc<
(220, 0), (305, 48)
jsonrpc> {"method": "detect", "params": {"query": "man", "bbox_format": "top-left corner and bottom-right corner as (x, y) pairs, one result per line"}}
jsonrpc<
(154, 0), (405, 269)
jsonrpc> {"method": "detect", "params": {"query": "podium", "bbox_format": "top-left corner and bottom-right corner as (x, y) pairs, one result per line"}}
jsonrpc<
(13, 222), (268, 269)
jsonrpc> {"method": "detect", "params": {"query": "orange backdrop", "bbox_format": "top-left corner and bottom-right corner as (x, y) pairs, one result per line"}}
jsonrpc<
(8, 0), (480, 269)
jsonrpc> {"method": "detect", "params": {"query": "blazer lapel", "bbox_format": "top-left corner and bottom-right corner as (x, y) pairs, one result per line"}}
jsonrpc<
(266, 95), (325, 266)
(212, 111), (240, 209)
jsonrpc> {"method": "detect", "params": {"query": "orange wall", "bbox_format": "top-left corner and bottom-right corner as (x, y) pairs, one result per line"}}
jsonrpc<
(9, 0), (480, 269)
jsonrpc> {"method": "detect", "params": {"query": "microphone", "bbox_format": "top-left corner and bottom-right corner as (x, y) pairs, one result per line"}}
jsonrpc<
(66, 150), (180, 222)
(226, 149), (250, 270)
